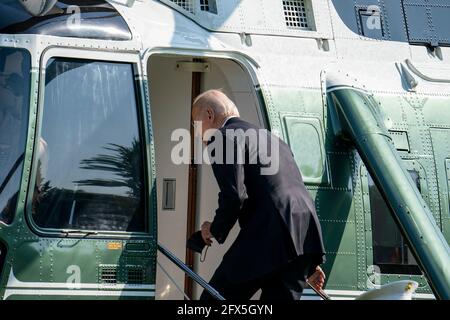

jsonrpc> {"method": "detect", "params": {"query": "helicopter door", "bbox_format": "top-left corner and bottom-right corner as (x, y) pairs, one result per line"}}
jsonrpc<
(5, 48), (156, 300)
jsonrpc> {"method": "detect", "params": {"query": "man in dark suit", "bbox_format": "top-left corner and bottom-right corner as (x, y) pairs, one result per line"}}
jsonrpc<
(192, 90), (326, 300)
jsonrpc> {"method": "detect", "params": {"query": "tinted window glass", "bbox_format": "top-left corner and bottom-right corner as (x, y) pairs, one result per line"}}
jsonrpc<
(0, 48), (30, 224)
(369, 171), (421, 275)
(33, 58), (145, 232)
(0, 0), (131, 41)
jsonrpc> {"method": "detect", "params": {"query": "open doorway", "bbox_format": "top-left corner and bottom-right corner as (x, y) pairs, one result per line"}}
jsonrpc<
(148, 54), (265, 299)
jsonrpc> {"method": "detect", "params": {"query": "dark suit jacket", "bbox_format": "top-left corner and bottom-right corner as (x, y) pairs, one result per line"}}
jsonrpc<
(208, 117), (325, 283)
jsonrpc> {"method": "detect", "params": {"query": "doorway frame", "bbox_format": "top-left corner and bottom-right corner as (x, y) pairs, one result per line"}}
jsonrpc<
(144, 48), (270, 298)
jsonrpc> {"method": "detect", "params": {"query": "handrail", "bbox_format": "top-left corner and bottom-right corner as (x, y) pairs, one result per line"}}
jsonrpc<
(405, 59), (450, 84)
(327, 85), (450, 300)
(157, 261), (191, 300)
(157, 243), (225, 300)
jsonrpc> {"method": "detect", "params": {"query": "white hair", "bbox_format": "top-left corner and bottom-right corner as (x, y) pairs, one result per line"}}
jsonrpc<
(193, 89), (240, 117)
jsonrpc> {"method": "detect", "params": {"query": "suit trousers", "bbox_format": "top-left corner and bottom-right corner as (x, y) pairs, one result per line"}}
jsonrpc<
(200, 254), (318, 301)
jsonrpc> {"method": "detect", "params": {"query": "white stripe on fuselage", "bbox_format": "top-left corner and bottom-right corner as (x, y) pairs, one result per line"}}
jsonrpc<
(4, 289), (154, 299)
(3, 269), (155, 299)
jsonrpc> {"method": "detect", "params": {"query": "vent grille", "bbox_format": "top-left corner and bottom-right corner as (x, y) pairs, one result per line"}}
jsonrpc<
(200, 0), (210, 11)
(169, 0), (195, 14)
(283, 0), (309, 29)
(200, 0), (217, 13)
(127, 267), (146, 284)
(100, 265), (118, 284)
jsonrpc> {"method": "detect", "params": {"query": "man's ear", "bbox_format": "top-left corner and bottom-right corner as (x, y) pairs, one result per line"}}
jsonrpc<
(206, 107), (214, 122)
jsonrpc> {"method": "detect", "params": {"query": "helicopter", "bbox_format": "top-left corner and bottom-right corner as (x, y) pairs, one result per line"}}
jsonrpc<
(0, 0), (449, 300)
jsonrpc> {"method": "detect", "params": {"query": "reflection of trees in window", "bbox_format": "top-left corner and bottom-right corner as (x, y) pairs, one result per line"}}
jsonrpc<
(74, 139), (142, 199)
(34, 139), (145, 232)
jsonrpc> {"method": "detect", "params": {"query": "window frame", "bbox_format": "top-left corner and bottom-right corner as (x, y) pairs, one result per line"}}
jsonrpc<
(367, 171), (422, 276)
(0, 46), (32, 227)
(355, 5), (385, 39)
(362, 160), (429, 289)
(26, 47), (152, 239)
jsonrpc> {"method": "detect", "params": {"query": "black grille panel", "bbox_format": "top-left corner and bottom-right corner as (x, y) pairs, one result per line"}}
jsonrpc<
(100, 265), (118, 284)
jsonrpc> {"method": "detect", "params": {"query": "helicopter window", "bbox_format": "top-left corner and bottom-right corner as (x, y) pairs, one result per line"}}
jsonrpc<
(0, 48), (30, 225)
(32, 57), (146, 233)
(368, 171), (421, 275)
(357, 6), (384, 39)
(0, 0), (132, 41)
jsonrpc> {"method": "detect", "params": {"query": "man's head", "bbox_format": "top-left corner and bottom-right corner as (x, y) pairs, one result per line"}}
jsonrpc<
(192, 89), (240, 140)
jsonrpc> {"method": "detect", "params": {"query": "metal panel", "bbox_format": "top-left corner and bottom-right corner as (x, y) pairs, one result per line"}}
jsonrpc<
(431, 5), (450, 44)
(430, 129), (450, 244)
(331, 0), (409, 42)
(159, 0), (332, 39)
(403, 0), (450, 46)
(445, 159), (450, 244)
(313, 188), (358, 290)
